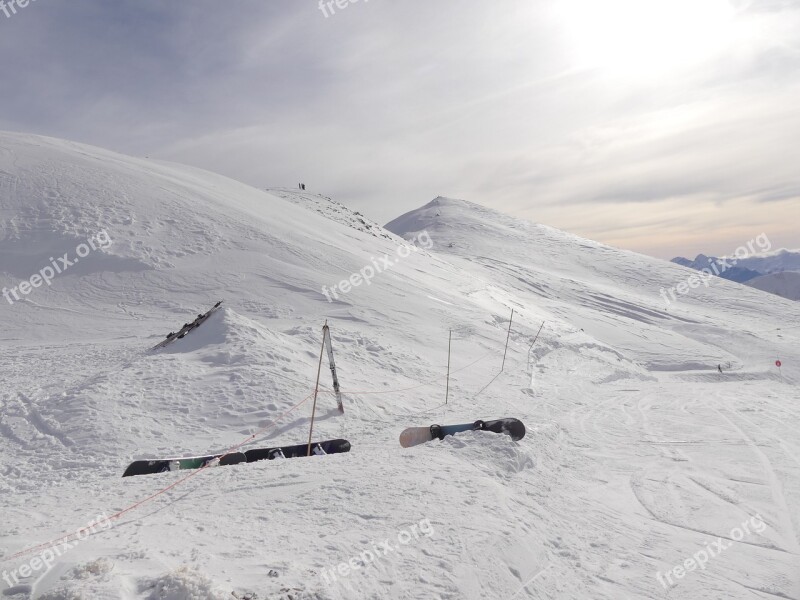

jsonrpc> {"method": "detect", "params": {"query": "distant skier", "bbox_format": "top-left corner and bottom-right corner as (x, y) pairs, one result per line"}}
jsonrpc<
(718, 364), (723, 373)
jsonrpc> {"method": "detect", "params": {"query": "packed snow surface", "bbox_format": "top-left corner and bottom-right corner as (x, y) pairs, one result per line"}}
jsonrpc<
(1, 134), (798, 599)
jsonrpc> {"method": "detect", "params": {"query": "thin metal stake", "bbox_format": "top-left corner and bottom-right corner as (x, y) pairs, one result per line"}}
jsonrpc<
(307, 323), (327, 457)
(529, 321), (545, 352)
(446, 330), (452, 404)
(501, 308), (514, 372)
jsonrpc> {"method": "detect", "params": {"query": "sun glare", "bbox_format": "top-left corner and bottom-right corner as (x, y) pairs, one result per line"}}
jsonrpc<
(556, 0), (739, 77)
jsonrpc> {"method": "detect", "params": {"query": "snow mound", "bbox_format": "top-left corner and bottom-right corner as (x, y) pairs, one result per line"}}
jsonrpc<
(145, 567), (227, 600)
(71, 558), (114, 579)
(440, 429), (535, 478)
(157, 306), (292, 361)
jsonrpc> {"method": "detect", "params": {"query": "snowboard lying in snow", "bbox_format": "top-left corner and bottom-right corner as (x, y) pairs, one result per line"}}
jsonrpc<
(122, 439), (351, 477)
(122, 452), (245, 476)
(399, 418), (525, 448)
(244, 439), (352, 462)
(150, 300), (223, 351)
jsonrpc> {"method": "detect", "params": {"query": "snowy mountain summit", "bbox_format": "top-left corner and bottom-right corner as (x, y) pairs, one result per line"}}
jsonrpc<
(1, 133), (798, 600)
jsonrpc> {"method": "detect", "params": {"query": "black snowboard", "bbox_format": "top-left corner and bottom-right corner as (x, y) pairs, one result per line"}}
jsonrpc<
(245, 439), (351, 462)
(123, 439), (352, 477)
(122, 451), (246, 477)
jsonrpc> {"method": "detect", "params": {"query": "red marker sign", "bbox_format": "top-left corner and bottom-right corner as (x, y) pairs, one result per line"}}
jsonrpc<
(776, 360), (782, 368)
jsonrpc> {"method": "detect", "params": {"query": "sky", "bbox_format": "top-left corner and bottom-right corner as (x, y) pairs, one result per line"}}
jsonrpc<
(0, 0), (798, 259)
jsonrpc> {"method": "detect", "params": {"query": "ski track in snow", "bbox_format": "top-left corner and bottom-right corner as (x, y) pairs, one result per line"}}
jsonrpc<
(0, 134), (798, 599)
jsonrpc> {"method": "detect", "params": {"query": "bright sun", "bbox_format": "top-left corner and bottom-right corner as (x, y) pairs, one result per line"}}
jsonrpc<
(555, 0), (741, 77)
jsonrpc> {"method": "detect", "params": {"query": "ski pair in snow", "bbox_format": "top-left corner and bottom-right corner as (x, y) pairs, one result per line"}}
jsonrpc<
(150, 300), (223, 351)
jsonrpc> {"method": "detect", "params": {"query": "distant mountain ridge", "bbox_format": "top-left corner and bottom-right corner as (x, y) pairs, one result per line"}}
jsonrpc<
(747, 271), (800, 301)
(671, 249), (800, 300)
(670, 254), (762, 283)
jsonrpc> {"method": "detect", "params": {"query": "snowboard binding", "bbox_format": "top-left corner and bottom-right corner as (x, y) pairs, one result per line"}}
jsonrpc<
(431, 421), (486, 440)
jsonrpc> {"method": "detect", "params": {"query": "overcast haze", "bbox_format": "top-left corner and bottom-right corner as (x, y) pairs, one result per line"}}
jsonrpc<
(1, 0), (798, 258)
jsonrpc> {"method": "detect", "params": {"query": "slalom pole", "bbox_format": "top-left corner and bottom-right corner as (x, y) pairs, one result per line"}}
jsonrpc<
(446, 330), (452, 404)
(529, 321), (545, 352)
(501, 308), (514, 372)
(527, 321), (545, 382)
(307, 322), (327, 456)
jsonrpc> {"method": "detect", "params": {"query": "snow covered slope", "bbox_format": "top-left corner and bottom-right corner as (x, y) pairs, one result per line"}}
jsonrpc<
(387, 197), (798, 374)
(267, 187), (396, 242)
(1, 137), (798, 600)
